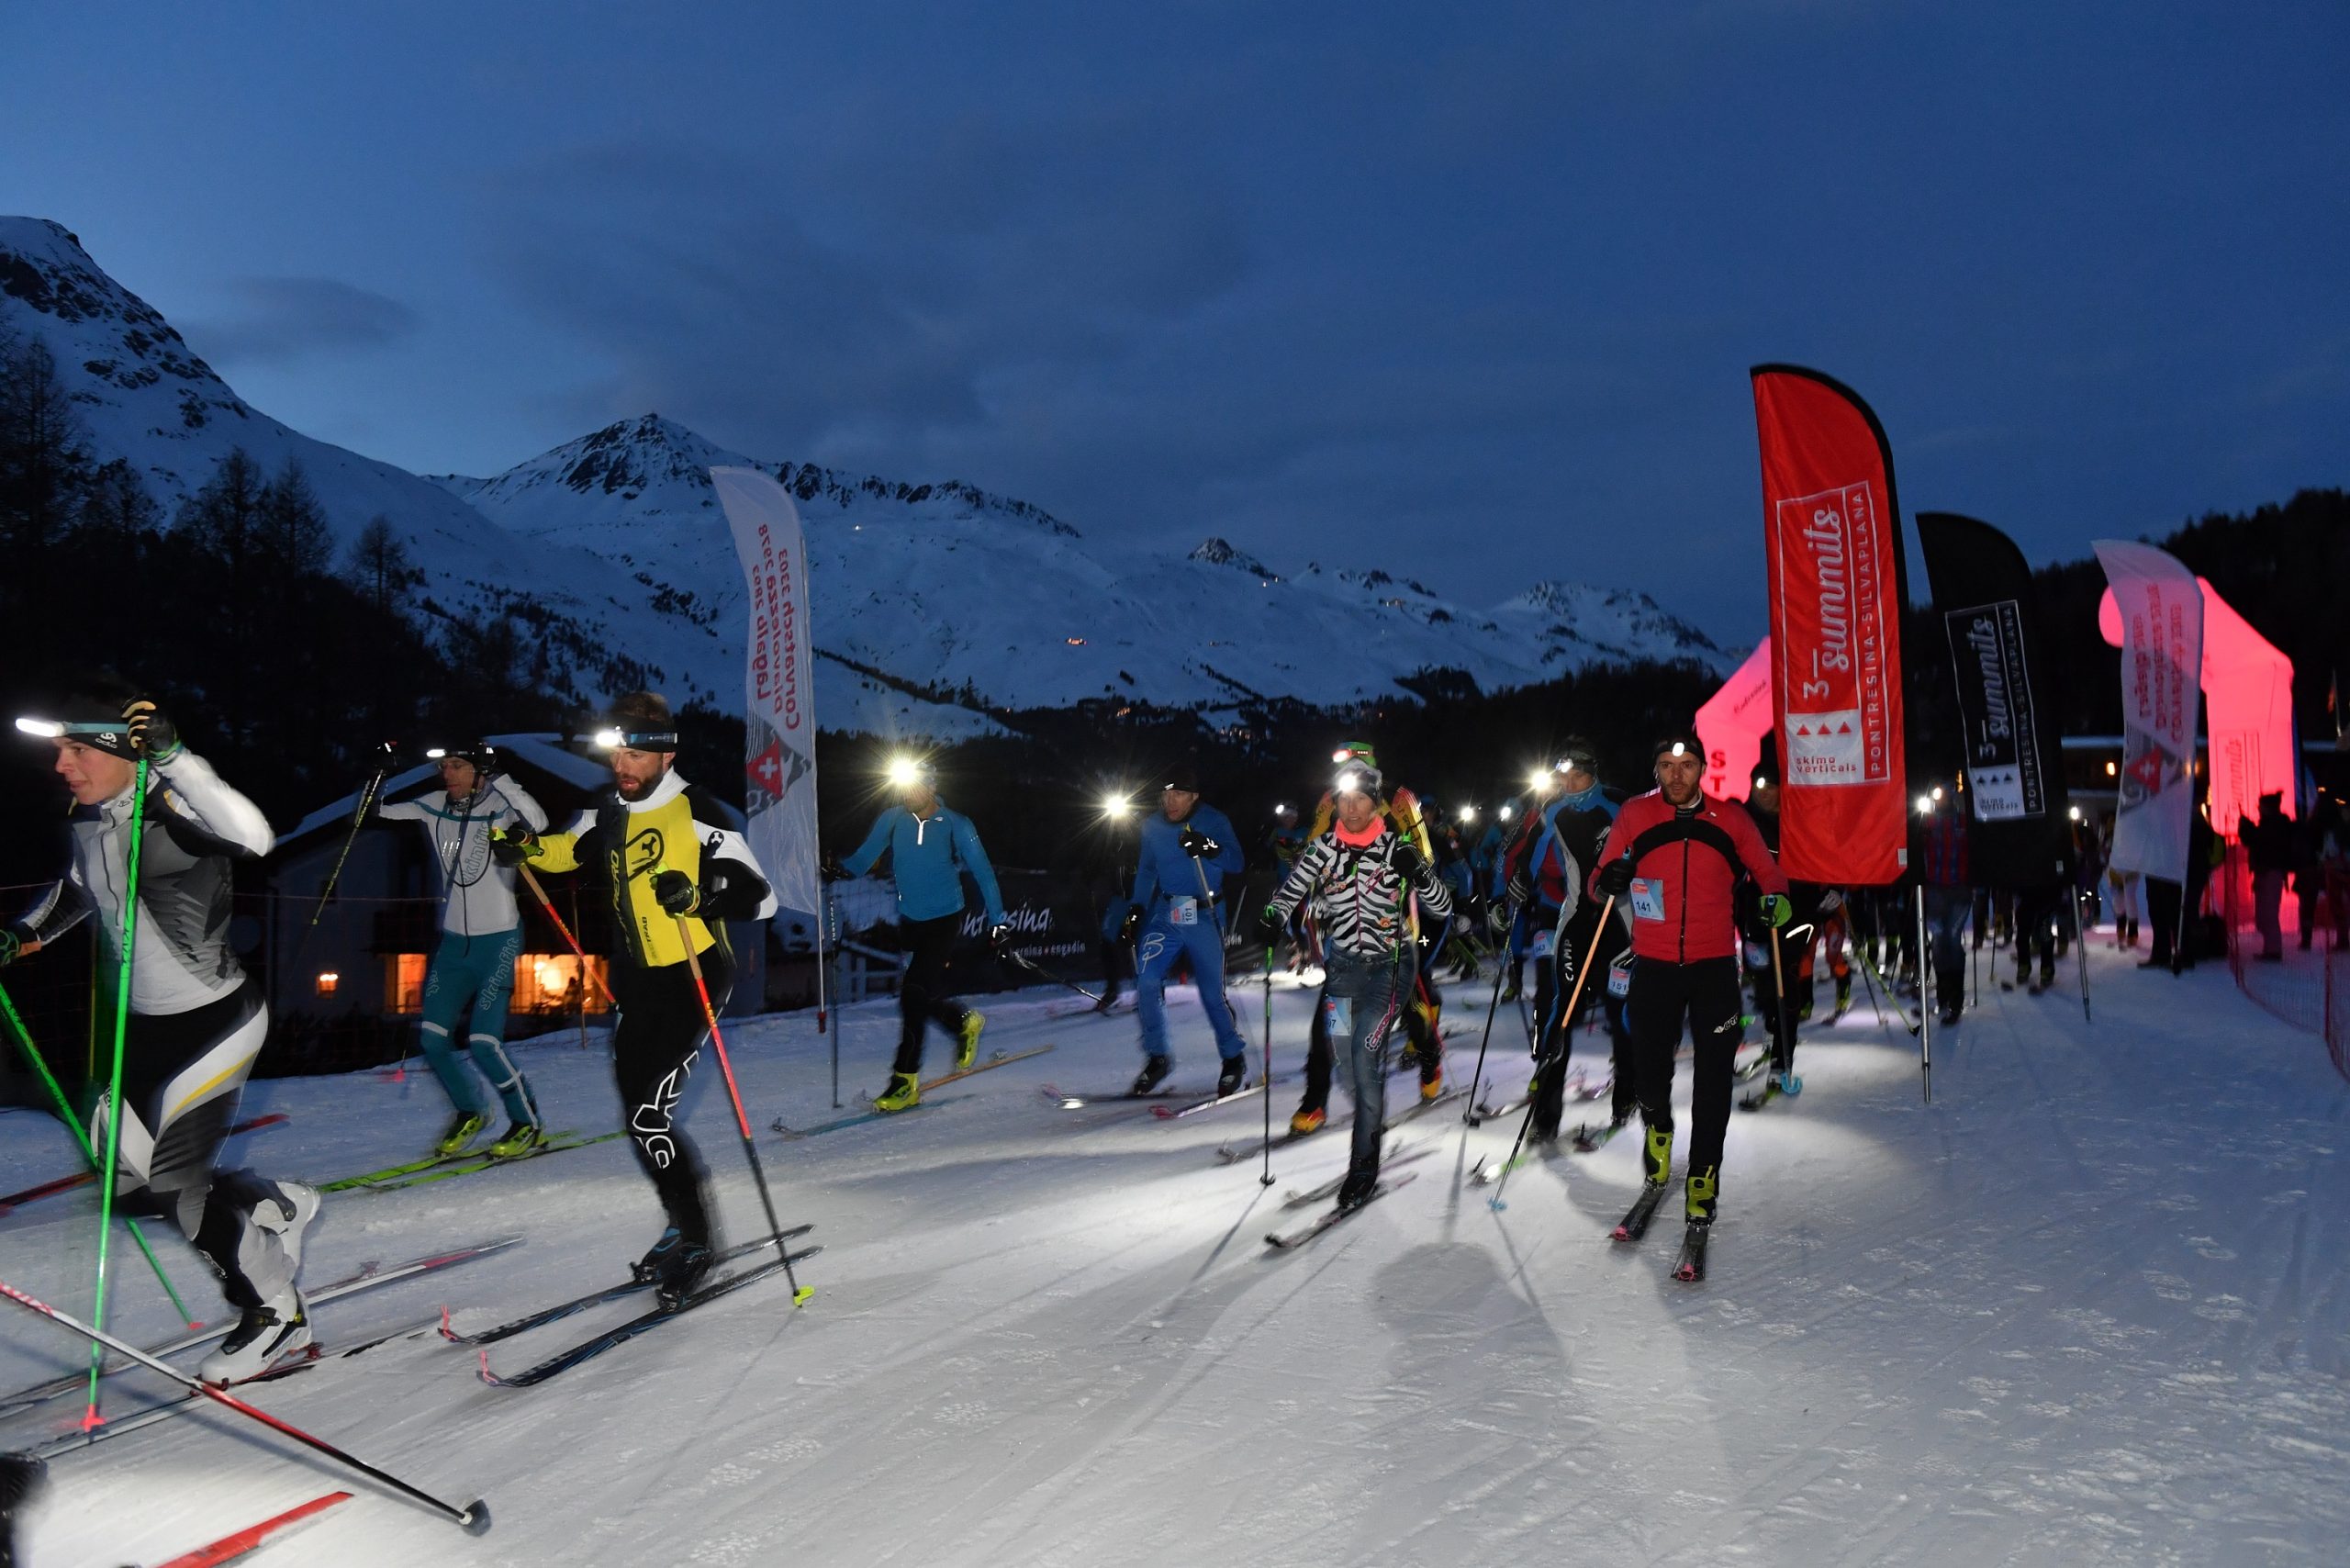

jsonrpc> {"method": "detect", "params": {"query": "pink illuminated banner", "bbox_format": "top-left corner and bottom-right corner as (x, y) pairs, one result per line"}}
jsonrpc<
(2093, 541), (2202, 884)
(1695, 637), (1774, 801)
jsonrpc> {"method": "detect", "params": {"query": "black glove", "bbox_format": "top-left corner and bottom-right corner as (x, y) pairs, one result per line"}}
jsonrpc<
(1179, 825), (1222, 860)
(988, 922), (1014, 958)
(1505, 867), (1532, 912)
(1485, 899), (1514, 935)
(1116, 906), (1142, 946)
(0, 928), (23, 969)
(488, 826), (541, 867)
(652, 869), (701, 915)
(120, 700), (180, 762)
(1390, 840), (1427, 883)
(1595, 857), (1637, 899)
(1256, 903), (1285, 943)
(819, 856), (852, 884)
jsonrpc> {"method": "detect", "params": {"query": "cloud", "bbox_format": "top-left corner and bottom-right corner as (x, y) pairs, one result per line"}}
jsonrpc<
(185, 276), (419, 365)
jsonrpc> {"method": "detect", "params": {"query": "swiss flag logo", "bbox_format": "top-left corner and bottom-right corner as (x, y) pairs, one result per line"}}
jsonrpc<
(748, 742), (784, 800)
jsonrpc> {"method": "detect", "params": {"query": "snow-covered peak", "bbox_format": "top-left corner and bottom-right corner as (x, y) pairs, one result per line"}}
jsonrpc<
(1189, 537), (1281, 581)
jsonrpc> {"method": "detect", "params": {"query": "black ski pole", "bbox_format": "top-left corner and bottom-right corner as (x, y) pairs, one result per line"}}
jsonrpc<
(0, 1275), (490, 1533)
(1460, 906), (1513, 1123)
(1006, 948), (1106, 1005)
(1259, 944), (1276, 1187)
(1489, 894), (1613, 1212)
(310, 747), (397, 926)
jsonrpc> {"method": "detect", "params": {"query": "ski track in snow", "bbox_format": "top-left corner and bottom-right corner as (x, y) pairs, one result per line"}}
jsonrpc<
(4, 946), (2345, 1565)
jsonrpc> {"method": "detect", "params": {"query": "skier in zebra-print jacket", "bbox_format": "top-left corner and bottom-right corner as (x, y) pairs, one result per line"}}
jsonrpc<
(1259, 761), (1454, 1207)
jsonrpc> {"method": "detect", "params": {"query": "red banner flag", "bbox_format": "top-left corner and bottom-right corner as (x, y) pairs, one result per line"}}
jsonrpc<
(1751, 364), (1910, 884)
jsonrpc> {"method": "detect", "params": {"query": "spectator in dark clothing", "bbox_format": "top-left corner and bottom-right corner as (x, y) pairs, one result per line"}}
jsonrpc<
(2241, 791), (2294, 962)
(1915, 790), (1973, 1025)
(2146, 801), (2218, 972)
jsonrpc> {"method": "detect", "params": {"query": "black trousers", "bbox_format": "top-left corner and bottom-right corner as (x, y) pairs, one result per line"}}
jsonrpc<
(1628, 956), (1743, 1182)
(893, 913), (971, 1075)
(2146, 878), (2187, 966)
(611, 947), (730, 1247)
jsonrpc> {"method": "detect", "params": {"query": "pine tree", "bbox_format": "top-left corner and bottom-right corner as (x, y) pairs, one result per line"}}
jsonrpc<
(344, 513), (413, 614)
(257, 455), (332, 578)
(0, 334), (93, 550)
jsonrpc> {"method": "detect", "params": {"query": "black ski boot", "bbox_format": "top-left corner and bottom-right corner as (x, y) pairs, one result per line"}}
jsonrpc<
(632, 1226), (684, 1283)
(1336, 1168), (1377, 1210)
(654, 1239), (715, 1311)
(1216, 1056), (1247, 1096)
(1131, 1055), (1172, 1096)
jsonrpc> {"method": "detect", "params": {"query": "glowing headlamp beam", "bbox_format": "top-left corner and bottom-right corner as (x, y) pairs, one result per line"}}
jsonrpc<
(14, 717), (121, 738)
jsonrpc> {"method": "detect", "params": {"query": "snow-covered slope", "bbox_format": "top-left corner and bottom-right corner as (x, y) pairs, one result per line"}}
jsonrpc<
(437, 415), (1730, 724)
(5, 940), (2344, 1564)
(0, 217), (755, 713)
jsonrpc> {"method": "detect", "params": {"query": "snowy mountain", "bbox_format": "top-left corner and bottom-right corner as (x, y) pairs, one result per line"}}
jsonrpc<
(5, 215), (1726, 739)
(438, 415), (1731, 728)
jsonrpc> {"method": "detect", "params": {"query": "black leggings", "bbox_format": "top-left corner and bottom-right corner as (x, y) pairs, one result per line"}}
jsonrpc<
(611, 947), (731, 1247)
(1628, 957), (1743, 1181)
(893, 913), (971, 1076)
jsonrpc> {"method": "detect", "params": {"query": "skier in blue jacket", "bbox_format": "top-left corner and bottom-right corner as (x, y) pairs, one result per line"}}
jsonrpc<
(828, 762), (1011, 1113)
(1121, 762), (1249, 1097)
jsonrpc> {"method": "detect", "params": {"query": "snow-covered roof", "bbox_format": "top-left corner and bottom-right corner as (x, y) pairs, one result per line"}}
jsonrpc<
(274, 734), (614, 850)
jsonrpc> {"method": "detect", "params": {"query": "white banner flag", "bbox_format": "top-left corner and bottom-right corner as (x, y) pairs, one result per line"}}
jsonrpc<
(712, 466), (819, 928)
(2094, 540), (2202, 885)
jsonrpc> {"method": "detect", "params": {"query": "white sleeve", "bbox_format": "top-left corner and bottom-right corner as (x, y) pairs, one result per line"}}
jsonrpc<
(491, 781), (549, 833)
(376, 790), (438, 823)
(708, 826), (779, 920)
(152, 748), (274, 857)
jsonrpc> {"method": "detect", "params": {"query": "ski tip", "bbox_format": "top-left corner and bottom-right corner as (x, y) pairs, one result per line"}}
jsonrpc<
(1150, 1104), (1178, 1118)
(460, 1498), (493, 1535)
(792, 1286), (815, 1307)
(475, 1350), (501, 1386)
(437, 1305), (457, 1341)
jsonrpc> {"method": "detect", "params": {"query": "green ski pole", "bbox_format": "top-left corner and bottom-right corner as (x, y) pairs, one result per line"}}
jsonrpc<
(0, 980), (196, 1327)
(85, 752), (149, 1428)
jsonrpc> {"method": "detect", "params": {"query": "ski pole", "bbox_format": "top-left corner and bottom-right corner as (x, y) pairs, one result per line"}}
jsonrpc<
(309, 754), (392, 927)
(2077, 889), (2093, 1024)
(86, 752), (148, 1428)
(1460, 906), (1513, 1123)
(1767, 920), (1796, 1085)
(1003, 947), (1106, 1005)
(0, 981), (196, 1327)
(518, 865), (616, 1007)
(1489, 894), (1613, 1212)
(676, 918), (811, 1305)
(1259, 945), (1275, 1188)
(0, 1275), (490, 1533)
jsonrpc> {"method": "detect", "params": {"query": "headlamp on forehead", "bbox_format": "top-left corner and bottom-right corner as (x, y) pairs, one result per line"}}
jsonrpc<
(15, 717), (121, 739)
(596, 729), (678, 752)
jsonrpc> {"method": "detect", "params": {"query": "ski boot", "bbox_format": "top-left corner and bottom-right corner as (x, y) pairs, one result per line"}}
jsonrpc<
(955, 1010), (986, 1071)
(1092, 989), (1121, 1014)
(1684, 1163), (1718, 1225)
(1131, 1055), (1172, 1096)
(873, 1071), (922, 1114)
(1289, 1105), (1326, 1137)
(0, 1451), (45, 1566)
(1419, 1058), (1444, 1103)
(198, 1289), (311, 1383)
(2038, 958), (2056, 991)
(487, 1122), (546, 1159)
(234, 1176), (321, 1278)
(1216, 1056), (1247, 1096)
(1336, 1167), (1377, 1210)
(435, 1110), (489, 1157)
(1835, 973), (1853, 1014)
(1937, 999), (1961, 1028)
(632, 1226), (684, 1283)
(654, 1239), (714, 1311)
(1642, 1123), (1673, 1186)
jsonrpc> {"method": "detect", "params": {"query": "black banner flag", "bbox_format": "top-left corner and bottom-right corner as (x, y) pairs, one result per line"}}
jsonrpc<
(1917, 511), (2071, 887)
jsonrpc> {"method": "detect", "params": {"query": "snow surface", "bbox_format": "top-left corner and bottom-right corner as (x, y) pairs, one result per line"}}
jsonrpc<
(6, 940), (2346, 1566)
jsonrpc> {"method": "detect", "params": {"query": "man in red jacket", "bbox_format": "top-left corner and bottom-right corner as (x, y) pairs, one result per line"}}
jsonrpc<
(1591, 732), (1790, 1233)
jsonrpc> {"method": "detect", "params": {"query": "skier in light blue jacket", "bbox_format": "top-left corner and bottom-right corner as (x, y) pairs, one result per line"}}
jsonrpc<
(1122, 762), (1248, 1097)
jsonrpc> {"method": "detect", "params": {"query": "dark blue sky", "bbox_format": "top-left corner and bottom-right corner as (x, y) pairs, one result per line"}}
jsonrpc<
(10, 4), (2345, 637)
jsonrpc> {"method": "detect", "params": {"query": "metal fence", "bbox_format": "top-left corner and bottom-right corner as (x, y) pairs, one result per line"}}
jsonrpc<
(2218, 845), (2348, 1081)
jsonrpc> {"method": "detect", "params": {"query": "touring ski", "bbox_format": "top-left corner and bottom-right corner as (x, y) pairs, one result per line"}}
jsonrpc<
(346, 1131), (626, 1193)
(1281, 1147), (1432, 1206)
(1151, 1070), (1292, 1120)
(1570, 1119), (1629, 1154)
(477, 1249), (820, 1388)
(1611, 1182), (1668, 1243)
(0, 1237), (522, 1418)
(772, 1045), (1058, 1137)
(772, 1097), (969, 1139)
(2, 1114), (288, 1214)
(1264, 1172), (1417, 1249)
(1672, 1222), (1711, 1282)
(1038, 1082), (1181, 1110)
(1737, 1072), (1802, 1112)
(151, 1489), (352, 1568)
(438, 1229), (813, 1347)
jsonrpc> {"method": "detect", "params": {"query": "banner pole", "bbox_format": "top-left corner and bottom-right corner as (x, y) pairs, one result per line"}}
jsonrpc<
(823, 890), (838, 1109)
(1917, 883), (1932, 1103)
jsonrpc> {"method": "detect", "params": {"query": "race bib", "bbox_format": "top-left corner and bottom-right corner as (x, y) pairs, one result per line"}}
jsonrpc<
(1323, 995), (1352, 1037)
(1169, 896), (1198, 927)
(1628, 877), (1666, 923)
(1528, 929), (1554, 961)
(1607, 953), (1635, 998)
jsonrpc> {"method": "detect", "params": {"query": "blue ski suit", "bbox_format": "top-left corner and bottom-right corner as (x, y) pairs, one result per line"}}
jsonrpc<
(1129, 803), (1247, 1064)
